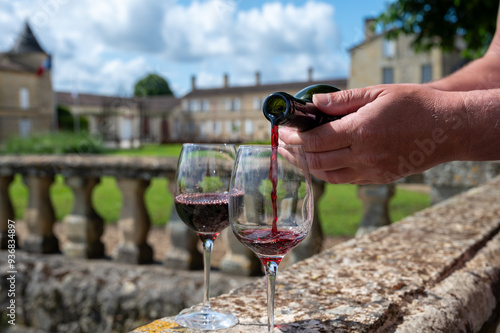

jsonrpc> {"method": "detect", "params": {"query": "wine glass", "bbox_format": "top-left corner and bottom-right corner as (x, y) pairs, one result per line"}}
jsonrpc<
(174, 143), (238, 330)
(228, 145), (314, 332)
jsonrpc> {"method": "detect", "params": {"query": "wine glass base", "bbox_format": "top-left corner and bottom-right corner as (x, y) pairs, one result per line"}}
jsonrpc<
(175, 307), (238, 330)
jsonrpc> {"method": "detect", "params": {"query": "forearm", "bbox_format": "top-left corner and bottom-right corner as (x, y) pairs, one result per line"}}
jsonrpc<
(459, 88), (500, 161)
(426, 53), (500, 91)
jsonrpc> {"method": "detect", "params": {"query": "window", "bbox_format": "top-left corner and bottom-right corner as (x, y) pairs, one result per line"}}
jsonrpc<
(382, 67), (394, 84)
(201, 99), (210, 112)
(225, 98), (232, 111)
(19, 88), (30, 110)
(232, 120), (241, 133)
(181, 99), (188, 111)
(225, 98), (241, 111)
(19, 118), (31, 137)
(233, 98), (241, 111)
(421, 64), (433, 83)
(120, 118), (133, 140)
(189, 99), (200, 112)
(253, 97), (262, 111)
(245, 120), (253, 135)
(214, 121), (222, 136)
(382, 39), (395, 58)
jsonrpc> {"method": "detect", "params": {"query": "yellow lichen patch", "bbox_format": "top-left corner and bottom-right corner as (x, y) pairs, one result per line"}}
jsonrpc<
(134, 319), (183, 332)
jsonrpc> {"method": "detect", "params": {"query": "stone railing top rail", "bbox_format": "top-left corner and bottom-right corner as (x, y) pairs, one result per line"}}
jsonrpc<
(133, 176), (500, 332)
(0, 154), (179, 178)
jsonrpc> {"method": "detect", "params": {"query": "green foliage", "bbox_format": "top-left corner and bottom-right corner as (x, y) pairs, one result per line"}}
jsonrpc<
(259, 179), (286, 200)
(134, 73), (173, 97)
(377, 0), (498, 58)
(199, 176), (224, 192)
(57, 105), (74, 131)
(1, 132), (107, 155)
(110, 143), (183, 157)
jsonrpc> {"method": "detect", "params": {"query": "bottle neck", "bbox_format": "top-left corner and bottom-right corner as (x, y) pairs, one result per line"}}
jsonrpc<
(263, 92), (340, 131)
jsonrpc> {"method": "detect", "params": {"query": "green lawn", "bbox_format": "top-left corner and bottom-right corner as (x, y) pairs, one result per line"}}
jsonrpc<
(8, 144), (430, 236)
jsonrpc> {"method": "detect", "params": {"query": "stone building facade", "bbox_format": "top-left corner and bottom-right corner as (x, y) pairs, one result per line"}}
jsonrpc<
(56, 92), (181, 148)
(169, 72), (347, 143)
(0, 23), (54, 145)
(349, 18), (464, 88)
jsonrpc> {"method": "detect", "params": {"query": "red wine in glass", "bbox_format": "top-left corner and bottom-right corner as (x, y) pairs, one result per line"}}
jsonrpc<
(175, 193), (230, 237)
(174, 143), (238, 330)
(235, 229), (306, 266)
(229, 145), (313, 333)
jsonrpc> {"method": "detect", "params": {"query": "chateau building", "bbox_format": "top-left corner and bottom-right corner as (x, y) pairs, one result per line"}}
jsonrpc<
(0, 22), (54, 145)
(349, 18), (464, 88)
(169, 72), (347, 143)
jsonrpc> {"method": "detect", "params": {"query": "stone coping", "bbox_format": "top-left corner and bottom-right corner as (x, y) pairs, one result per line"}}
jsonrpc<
(132, 176), (500, 332)
(0, 154), (178, 178)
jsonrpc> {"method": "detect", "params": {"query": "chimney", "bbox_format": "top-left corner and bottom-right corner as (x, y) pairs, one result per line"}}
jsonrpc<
(364, 18), (376, 40)
(223, 73), (229, 88)
(255, 71), (261, 86)
(191, 75), (196, 91)
(308, 67), (313, 82)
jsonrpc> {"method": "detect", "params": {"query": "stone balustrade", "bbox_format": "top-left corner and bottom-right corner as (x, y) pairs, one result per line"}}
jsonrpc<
(132, 176), (500, 332)
(0, 155), (179, 265)
(2, 155), (387, 271)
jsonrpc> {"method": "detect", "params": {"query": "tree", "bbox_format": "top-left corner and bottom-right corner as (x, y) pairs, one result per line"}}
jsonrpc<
(377, 0), (498, 58)
(134, 73), (174, 97)
(57, 105), (74, 131)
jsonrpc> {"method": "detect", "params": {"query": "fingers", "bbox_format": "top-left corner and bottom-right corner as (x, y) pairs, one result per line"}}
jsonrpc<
(313, 86), (384, 115)
(279, 119), (353, 153)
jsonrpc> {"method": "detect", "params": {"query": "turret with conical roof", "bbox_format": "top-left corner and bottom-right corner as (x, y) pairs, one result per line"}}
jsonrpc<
(6, 22), (49, 71)
(10, 22), (47, 54)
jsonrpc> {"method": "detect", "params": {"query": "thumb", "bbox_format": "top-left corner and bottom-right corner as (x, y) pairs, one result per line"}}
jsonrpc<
(313, 87), (382, 116)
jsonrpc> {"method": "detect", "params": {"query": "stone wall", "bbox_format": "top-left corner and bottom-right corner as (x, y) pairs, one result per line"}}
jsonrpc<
(0, 252), (256, 333)
(132, 176), (500, 332)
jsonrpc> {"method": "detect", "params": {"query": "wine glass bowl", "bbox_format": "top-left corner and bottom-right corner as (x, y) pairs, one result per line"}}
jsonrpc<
(229, 144), (314, 331)
(174, 143), (238, 330)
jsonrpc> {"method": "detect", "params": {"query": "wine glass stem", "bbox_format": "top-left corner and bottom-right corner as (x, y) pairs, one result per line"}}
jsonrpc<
(202, 238), (214, 311)
(264, 260), (279, 332)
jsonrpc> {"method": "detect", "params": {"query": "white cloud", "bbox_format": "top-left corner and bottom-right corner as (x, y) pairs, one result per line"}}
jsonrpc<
(0, 0), (348, 96)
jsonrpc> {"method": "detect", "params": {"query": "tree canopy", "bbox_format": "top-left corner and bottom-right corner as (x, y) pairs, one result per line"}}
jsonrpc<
(134, 73), (174, 97)
(377, 0), (499, 58)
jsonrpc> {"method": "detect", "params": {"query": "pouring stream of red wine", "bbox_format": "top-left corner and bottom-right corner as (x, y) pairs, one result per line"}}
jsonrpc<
(270, 122), (279, 234)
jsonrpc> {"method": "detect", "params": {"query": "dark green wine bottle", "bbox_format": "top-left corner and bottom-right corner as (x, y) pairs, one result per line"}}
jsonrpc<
(262, 84), (342, 131)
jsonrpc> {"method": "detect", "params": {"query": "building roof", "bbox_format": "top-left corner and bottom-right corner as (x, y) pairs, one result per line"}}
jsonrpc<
(141, 95), (181, 113)
(10, 22), (46, 54)
(56, 92), (181, 114)
(56, 92), (123, 107)
(184, 78), (348, 98)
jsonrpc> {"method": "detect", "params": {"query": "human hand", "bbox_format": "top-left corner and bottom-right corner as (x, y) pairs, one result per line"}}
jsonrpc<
(279, 84), (469, 184)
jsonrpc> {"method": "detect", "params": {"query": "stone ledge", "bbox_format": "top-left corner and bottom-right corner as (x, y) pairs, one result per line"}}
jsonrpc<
(0, 155), (178, 178)
(132, 176), (500, 332)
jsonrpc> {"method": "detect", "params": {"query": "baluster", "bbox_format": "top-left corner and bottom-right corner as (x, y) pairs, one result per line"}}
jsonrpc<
(23, 174), (59, 253)
(114, 178), (153, 264)
(0, 175), (15, 249)
(356, 183), (395, 237)
(164, 176), (203, 270)
(62, 176), (104, 258)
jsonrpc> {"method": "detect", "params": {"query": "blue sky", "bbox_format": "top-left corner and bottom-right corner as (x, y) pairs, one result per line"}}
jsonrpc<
(0, 0), (392, 97)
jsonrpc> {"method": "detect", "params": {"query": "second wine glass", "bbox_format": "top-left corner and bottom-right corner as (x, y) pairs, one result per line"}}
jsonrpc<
(229, 145), (314, 332)
(174, 143), (238, 330)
